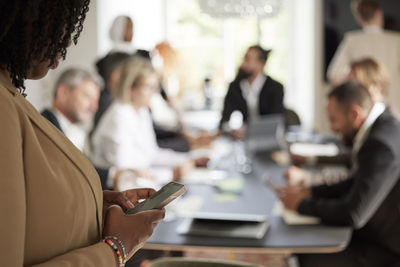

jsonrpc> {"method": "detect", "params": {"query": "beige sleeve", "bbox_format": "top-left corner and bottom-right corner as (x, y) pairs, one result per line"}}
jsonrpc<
(0, 92), (26, 266)
(0, 93), (116, 266)
(30, 243), (116, 267)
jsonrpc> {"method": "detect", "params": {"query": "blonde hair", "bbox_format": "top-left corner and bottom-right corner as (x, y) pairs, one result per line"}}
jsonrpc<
(350, 58), (390, 98)
(114, 57), (156, 103)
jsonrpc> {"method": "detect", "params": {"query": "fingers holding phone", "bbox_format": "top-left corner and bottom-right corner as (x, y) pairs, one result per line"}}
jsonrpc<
(122, 188), (157, 206)
(125, 182), (187, 215)
(103, 182), (186, 260)
(103, 205), (165, 259)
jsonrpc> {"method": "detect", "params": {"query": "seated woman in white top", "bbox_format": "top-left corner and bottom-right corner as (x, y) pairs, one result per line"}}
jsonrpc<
(91, 57), (204, 184)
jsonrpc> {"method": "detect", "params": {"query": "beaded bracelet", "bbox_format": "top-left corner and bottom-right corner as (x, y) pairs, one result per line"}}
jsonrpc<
(104, 236), (127, 264)
(102, 238), (124, 267)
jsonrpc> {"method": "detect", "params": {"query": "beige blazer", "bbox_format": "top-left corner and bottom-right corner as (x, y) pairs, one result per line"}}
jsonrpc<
(327, 26), (400, 110)
(0, 72), (115, 266)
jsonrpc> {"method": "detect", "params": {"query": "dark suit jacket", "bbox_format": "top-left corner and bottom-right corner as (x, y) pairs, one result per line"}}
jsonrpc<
(41, 108), (111, 190)
(298, 111), (400, 256)
(219, 75), (284, 128)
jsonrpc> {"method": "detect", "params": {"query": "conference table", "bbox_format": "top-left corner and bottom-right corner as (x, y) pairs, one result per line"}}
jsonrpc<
(144, 141), (352, 255)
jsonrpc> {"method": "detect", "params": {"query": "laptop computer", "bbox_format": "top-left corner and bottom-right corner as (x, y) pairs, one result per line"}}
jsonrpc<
(177, 218), (269, 239)
(245, 114), (285, 152)
(177, 209), (270, 239)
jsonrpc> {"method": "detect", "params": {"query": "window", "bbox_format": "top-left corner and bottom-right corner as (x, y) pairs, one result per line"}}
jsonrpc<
(165, 0), (290, 111)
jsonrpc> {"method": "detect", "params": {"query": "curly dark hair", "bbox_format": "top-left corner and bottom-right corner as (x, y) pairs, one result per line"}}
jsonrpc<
(0, 0), (90, 92)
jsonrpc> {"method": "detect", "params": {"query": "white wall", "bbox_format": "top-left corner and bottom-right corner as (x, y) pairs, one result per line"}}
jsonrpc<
(314, 0), (332, 133)
(286, 0), (316, 130)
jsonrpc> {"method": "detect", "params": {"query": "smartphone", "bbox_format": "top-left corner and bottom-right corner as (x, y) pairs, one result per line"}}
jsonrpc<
(126, 182), (187, 215)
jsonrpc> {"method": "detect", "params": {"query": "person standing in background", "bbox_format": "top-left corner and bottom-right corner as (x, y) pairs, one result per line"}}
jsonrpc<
(327, 0), (400, 110)
(108, 15), (149, 57)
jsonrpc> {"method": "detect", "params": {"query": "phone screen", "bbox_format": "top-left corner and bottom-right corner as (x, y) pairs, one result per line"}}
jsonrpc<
(126, 182), (186, 215)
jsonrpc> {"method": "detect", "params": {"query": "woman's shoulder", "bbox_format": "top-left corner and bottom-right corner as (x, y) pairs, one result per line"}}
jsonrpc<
(0, 86), (24, 140)
(0, 84), (20, 117)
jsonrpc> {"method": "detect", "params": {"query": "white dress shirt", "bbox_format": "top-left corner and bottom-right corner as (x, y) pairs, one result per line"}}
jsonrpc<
(351, 102), (386, 172)
(240, 74), (267, 120)
(53, 109), (86, 152)
(327, 26), (400, 110)
(91, 101), (187, 182)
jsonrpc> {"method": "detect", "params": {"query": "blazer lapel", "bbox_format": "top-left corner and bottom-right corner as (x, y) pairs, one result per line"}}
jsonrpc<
(0, 73), (103, 235)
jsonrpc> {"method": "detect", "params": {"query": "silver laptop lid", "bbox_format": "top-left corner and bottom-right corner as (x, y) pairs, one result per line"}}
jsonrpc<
(246, 114), (285, 151)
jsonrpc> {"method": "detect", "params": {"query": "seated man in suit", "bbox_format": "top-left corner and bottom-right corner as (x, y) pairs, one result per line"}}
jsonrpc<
(219, 45), (284, 139)
(279, 82), (400, 266)
(42, 68), (100, 152)
(41, 68), (146, 190)
(287, 57), (391, 187)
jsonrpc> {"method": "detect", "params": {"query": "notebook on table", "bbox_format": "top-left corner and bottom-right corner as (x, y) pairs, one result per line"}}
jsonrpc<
(177, 218), (269, 240)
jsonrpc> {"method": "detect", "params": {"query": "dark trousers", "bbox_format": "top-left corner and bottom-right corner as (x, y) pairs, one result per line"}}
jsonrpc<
(298, 237), (400, 267)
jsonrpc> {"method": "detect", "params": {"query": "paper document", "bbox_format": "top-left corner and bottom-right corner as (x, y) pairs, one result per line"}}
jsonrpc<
(182, 168), (228, 184)
(290, 142), (339, 157)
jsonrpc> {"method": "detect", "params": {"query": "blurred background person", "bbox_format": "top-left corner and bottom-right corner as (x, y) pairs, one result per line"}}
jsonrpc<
(348, 57), (391, 108)
(99, 18), (207, 152)
(280, 81), (400, 266)
(91, 57), (207, 185)
(94, 52), (131, 131)
(41, 68), (100, 153)
(42, 68), (150, 190)
(108, 15), (149, 57)
(152, 41), (216, 149)
(327, 0), (400, 111)
(287, 57), (391, 187)
(219, 45), (284, 140)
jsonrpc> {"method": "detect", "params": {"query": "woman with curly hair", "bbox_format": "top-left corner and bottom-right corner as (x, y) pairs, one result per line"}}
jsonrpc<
(0, 1), (164, 266)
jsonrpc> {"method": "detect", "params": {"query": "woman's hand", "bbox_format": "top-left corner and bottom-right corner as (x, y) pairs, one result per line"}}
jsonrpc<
(103, 206), (165, 259)
(103, 188), (159, 219)
(102, 188), (165, 259)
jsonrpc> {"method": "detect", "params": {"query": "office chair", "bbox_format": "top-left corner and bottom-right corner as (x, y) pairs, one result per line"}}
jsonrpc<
(284, 108), (301, 129)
